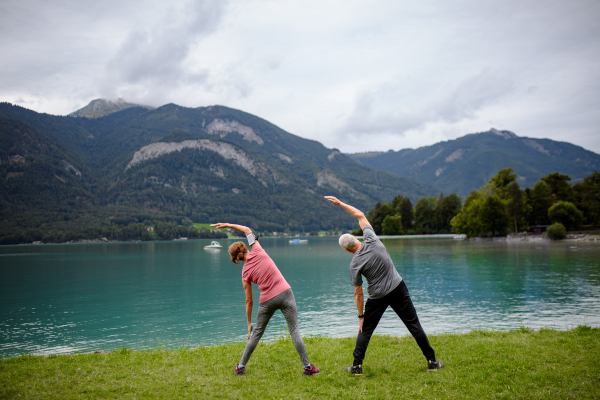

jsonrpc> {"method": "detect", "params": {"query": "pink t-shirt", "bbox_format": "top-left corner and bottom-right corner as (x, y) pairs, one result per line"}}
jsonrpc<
(242, 246), (291, 303)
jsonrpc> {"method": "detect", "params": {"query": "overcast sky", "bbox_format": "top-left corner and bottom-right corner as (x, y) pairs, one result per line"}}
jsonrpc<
(1, 0), (599, 153)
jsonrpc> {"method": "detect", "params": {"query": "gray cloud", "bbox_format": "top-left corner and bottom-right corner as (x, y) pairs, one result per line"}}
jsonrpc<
(339, 68), (515, 138)
(102, 0), (227, 96)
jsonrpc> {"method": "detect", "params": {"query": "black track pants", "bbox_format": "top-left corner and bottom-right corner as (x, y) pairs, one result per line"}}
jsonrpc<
(353, 280), (435, 366)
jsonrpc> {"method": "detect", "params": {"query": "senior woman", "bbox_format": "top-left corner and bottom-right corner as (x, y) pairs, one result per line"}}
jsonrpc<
(210, 223), (319, 377)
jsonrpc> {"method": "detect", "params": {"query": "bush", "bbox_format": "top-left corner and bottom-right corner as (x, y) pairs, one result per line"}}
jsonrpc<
(382, 215), (403, 235)
(548, 201), (584, 230)
(350, 228), (362, 236)
(547, 222), (566, 240)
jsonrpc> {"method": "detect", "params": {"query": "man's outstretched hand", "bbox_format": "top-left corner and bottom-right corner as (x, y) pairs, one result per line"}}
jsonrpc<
(324, 196), (342, 206)
(325, 196), (371, 229)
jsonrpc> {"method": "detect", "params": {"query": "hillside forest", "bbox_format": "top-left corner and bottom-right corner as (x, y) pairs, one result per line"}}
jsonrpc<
(0, 103), (439, 245)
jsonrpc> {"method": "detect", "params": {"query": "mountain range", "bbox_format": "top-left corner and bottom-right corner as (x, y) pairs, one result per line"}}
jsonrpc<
(0, 100), (438, 236)
(2, 98), (598, 243)
(349, 128), (600, 197)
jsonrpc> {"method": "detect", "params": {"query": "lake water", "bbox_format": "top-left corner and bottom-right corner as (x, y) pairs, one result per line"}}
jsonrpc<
(1, 238), (599, 358)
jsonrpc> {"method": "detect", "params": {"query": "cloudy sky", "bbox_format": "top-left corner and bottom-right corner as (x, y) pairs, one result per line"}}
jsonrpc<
(1, 0), (599, 153)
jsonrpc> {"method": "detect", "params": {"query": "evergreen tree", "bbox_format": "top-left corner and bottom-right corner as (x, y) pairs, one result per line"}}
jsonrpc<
(527, 181), (553, 225)
(480, 195), (509, 236)
(414, 197), (436, 233)
(398, 197), (414, 232)
(439, 194), (462, 233)
(507, 181), (525, 233)
(573, 170), (600, 226)
(541, 172), (574, 203)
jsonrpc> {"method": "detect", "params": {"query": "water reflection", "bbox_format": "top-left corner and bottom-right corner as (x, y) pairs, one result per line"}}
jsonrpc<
(0, 238), (599, 358)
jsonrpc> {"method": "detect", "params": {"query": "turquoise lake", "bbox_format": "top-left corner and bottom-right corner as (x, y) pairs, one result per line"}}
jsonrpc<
(1, 238), (599, 358)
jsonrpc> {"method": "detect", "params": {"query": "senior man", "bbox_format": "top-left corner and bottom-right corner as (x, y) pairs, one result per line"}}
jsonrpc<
(325, 196), (443, 375)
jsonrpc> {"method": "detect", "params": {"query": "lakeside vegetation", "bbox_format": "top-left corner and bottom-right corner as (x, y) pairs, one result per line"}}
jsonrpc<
(358, 169), (600, 238)
(1, 327), (598, 399)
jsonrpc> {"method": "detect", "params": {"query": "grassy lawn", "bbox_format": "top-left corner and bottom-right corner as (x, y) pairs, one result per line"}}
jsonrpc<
(1, 327), (599, 399)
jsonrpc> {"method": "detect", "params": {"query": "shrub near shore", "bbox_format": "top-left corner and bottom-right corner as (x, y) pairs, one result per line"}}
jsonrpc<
(1, 327), (598, 399)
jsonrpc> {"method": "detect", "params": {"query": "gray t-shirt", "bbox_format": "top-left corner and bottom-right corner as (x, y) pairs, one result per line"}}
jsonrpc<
(350, 226), (402, 299)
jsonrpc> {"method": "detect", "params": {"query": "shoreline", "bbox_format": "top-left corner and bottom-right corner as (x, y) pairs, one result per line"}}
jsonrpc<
(10, 233), (600, 246)
(3, 324), (598, 360)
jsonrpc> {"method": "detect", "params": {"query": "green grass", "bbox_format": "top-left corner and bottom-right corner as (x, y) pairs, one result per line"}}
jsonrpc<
(1, 327), (599, 399)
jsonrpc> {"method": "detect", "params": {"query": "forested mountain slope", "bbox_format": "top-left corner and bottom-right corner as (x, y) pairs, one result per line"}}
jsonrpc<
(0, 102), (439, 238)
(349, 128), (600, 197)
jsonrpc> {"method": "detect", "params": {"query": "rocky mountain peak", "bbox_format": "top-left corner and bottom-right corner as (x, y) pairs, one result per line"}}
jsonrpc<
(489, 128), (517, 139)
(69, 98), (154, 118)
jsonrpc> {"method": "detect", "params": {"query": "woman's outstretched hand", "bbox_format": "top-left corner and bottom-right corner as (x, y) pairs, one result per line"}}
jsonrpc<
(324, 196), (342, 206)
(247, 323), (254, 340)
(210, 223), (229, 229)
(211, 223), (251, 234)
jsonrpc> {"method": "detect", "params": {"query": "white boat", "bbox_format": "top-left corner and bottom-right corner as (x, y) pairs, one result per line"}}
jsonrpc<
(289, 238), (308, 244)
(204, 241), (223, 249)
(453, 234), (467, 240)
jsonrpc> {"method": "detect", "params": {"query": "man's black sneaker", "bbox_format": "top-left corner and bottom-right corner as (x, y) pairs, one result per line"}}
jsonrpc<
(345, 364), (363, 375)
(427, 360), (443, 371)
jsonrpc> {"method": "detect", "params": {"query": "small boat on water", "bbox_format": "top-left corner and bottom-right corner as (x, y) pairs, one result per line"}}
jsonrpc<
(204, 241), (223, 249)
(453, 234), (467, 240)
(289, 238), (308, 244)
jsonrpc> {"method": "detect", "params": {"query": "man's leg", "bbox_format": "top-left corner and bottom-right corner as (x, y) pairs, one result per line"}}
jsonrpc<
(239, 301), (277, 366)
(389, 281), (436, 361)
(352, 296), (388, 366)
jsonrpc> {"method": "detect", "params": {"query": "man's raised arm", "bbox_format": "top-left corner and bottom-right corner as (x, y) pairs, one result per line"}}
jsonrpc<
(324, 196), (371, 229)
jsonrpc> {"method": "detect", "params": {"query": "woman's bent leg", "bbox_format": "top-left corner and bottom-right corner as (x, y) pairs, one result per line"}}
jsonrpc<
(280, 290), (310, 366)
(239, 302), (276, 366)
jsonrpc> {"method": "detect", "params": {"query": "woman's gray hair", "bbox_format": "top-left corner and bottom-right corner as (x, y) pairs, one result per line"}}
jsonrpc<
(339, 233), (359, 250)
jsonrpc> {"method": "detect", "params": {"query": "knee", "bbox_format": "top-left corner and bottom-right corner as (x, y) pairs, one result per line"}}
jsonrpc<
(359, 329), (375, 340)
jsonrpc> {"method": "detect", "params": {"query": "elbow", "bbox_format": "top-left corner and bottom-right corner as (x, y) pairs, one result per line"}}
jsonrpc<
(246, 299), (253, 307)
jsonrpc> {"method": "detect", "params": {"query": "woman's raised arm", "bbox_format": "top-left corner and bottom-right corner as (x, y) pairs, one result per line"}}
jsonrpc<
(210, 223), (261, 248)
(211, 223), (251, 234)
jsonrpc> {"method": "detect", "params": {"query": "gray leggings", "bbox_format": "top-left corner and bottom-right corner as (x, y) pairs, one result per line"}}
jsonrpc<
(239, 288), (310, 366)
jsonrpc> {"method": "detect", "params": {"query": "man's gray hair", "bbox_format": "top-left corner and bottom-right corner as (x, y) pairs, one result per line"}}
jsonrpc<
(339, 233), (359, 250)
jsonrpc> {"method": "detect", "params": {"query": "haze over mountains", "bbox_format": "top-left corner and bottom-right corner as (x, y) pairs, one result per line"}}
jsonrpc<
(0, 100), (437, 235)
(350, 128), (600, 197)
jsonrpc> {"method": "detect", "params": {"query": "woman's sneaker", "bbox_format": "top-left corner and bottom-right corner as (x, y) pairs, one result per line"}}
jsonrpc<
(234, 364), (245, 376)
(427, 360), (443, 371)
(345, 364), (363, 375)
(303, 364), (320, 376)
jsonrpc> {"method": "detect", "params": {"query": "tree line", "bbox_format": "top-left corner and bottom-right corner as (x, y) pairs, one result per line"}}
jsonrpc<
(0, 213), (226, 245)
(356, 169), (599, 238)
